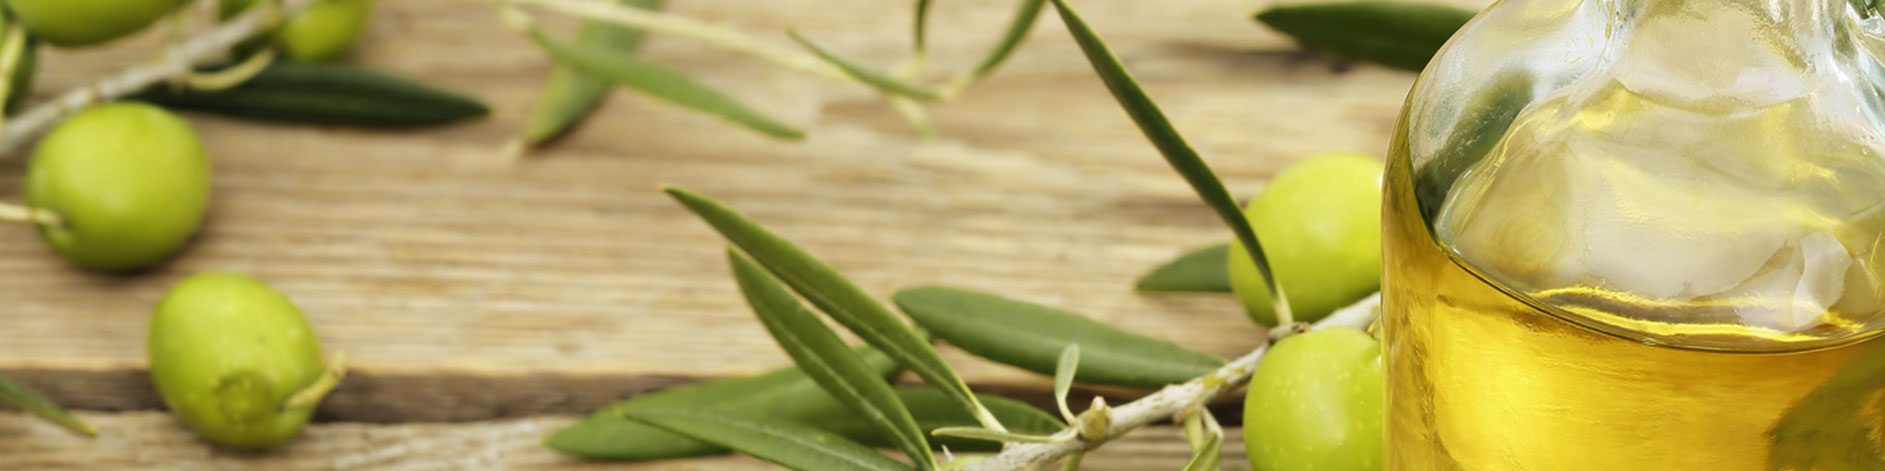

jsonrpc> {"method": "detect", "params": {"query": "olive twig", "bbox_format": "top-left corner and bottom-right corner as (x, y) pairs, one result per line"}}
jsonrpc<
(0, 0), (322, 158)
(282, 352), (346, 410)
(0, 201), (61, 227)
(504, 0), (850, 82)
(957, 294), (1381, 471)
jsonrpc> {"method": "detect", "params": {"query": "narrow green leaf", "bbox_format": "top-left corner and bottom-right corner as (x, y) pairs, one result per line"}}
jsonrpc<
(518, 0), (662, 147)
(893, 286), (1224, 389)
(0, 374), (95, 437)
(730, 250), (936, 470)
(1053, 344), (1079, 423)
(788, 30), (943, 100)
(1180, 425), (1223, 471)
(1254, 1), (1475, 72)
(526, 29), (804, 139)
(623, 407), (915, 471)
(1767, 341), (1885, 469)
(664, 186), (995, 429)
(931, 426), (1067, 444)
(913, 0), (933, 54)
(547, 375), (1053, 459)
(1047, 0), (1293, 324)
(966, 0), (1048, 82)
(1133, 243), (1233, 293)
(134, 62), (489, 127)
(544, 346), (899, 461)
(896, 388), (1064, 447)
(819, 388), (1064, 452)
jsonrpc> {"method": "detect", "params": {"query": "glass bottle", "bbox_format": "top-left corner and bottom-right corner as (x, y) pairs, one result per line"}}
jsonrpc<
(1384, 0), (1885, 469)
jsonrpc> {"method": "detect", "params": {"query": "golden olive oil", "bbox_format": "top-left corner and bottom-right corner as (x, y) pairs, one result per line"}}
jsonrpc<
(1383, 142), (1885, 470)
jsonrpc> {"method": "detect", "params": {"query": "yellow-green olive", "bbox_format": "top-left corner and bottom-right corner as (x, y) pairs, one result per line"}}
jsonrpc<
(1244, 327), (1385, 471)
(221, 0), (373, 62)
(25, 102), (210, 272)
(149, 272), (339, 449)
(3, 0), (189, 48)
(1229, 152), (1383, 325)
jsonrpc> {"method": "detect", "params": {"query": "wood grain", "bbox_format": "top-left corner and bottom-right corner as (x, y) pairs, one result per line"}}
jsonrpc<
(0, 0), (1484, 442)
(0, 412), (1256, 470)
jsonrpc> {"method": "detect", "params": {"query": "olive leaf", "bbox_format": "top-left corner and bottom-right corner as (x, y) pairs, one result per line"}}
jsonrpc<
(1134, 243), (1233, 293)
(623, 407), (915, 471)
(0, 374), (95, 437)
(887, 387), (1064, 450)
(1046, 0), (1295, 324)
(1179, 413), (1224, 471)
(517, 0), (662, 147)
(526, 29), (805, 139)
(1254, 1), (1475, 72)
(931, 426), (1067, 444)
(893, 286), (1224, 389)
(663, 186), (998, 430)
(1053, 344), (1079, 423)
(913, 0), (933, 55)
(544, 345), (899, 460)
(961, 0), (1048, 85)
(729, 250), (936, 470)
(787, 30), (943, 100)
(133, 62), (489, 127)
(1767, 341), (1885, 469)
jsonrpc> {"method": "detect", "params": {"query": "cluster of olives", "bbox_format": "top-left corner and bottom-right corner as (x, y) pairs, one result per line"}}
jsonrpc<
(0, 0), (374, 450)
(1222, 152), (1386, 470)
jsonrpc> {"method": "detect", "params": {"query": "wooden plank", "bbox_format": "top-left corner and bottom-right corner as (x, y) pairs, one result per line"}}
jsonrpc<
(0, 0), (1488, 422)
(0, 412), (1254, 471)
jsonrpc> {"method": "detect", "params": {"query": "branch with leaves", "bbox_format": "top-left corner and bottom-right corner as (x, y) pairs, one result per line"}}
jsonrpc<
(544, 2), (1387, 470)
(0, 0), (323, 157)
(498, 0), (1047, 145)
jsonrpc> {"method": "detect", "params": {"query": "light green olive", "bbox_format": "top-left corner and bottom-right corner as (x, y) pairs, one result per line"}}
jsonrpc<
(149, 272), (337, 449)
(1229, 152), (1383, 325)
(1244, 327), (1385, 471)
(221, 0), (373, 62)
(3, 0), (189, 48)
(25, 102), (210, 272)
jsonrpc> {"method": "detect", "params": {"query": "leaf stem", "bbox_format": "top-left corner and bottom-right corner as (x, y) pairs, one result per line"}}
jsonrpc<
(185, 48), (278, 91)
(282, 352), (346, 410)
(505, 0), (850, 82)
(958, 294), (1381, 471)
(0, 0), (322, 158)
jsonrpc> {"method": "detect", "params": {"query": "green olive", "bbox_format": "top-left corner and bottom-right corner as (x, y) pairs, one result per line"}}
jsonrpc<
(3, 0), (189, 48)
(149, 272), (338, 449)
(1228, 152), (1383, 325)
(1243, 327), (1385, 471)
(24, 102), (210, 272)
(221, 0), (373, 62)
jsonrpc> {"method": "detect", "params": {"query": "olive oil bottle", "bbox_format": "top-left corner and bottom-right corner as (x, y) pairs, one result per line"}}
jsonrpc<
(1384, 0), (1885, 469)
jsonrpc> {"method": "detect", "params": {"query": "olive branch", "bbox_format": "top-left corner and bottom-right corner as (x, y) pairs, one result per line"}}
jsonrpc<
(0, 0), (1414, 461)
(546, 1), (1375, 470)
(0, 0), (323, 157)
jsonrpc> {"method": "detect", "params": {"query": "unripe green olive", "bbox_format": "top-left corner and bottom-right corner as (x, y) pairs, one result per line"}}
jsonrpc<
(3, 0), (189, 48)
(150, 272), (337, 449)
(1243, 327), (1385, 471)
(24, 102), (210, 272)
(221, 0), (373, 62)
(1229, 152), (1383, 325)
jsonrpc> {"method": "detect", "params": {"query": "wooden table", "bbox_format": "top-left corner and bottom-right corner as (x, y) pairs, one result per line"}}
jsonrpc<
(0, 0), (1483, 468)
